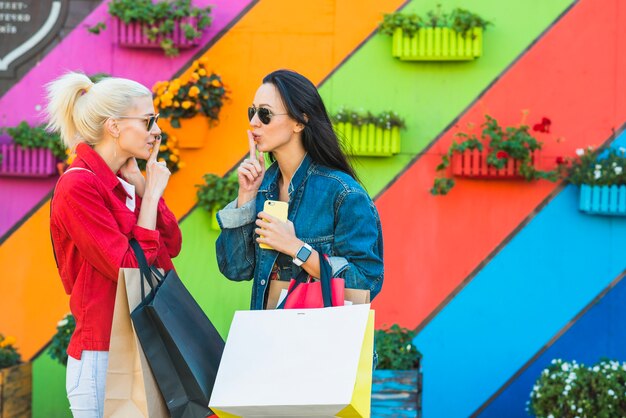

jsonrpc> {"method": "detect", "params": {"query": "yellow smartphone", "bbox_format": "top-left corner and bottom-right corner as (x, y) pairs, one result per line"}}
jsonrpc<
(259, 200), (289, 250)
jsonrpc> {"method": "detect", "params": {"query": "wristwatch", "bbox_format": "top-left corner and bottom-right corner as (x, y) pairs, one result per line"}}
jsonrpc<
(292, 243), (313, 266)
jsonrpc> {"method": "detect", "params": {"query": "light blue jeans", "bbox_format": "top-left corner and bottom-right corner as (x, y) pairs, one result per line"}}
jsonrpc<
(66, 351), (109, 418)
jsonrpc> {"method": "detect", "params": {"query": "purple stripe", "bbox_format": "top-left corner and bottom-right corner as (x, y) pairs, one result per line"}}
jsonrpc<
(0, 0), (253, 237)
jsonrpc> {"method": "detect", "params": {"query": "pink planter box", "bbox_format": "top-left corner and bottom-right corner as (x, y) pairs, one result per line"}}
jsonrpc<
(113, 17), (200, 49)
(0, 144), (58, 177)
(451, 149), (539, 179)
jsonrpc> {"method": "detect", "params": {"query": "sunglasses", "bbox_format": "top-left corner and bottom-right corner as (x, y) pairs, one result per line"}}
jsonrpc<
(117, 113), (160, 131)
(247, 106), (288, 125)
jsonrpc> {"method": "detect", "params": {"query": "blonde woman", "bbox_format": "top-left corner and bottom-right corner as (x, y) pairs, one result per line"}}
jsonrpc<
(47, 72), (182, 417)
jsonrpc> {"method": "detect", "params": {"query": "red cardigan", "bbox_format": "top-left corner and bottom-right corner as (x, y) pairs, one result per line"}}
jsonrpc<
(50, 143), (182, 359)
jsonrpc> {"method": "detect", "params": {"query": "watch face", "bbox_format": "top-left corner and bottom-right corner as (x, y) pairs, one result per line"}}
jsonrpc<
(297, 246), (312, 261)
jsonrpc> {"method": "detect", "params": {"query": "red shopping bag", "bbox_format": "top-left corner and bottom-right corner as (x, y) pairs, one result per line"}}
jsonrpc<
(278, 255), (345, 309)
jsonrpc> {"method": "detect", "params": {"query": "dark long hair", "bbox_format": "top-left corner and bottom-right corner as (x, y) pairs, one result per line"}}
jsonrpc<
(262, 69), (359, 181)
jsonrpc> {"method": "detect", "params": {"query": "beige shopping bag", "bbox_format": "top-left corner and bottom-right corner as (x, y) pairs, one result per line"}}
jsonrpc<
(265, 279), (370, 310)
(210, 304), (375, 417)
(103, 268), (168, 418)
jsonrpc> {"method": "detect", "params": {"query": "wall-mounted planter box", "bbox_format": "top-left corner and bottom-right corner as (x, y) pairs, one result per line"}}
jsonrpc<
(579, 184), (626, 216)
(334, 123), (400, 157)
(159, 115), (209, 149)
(0, 362), (32, 418)
(371, 369), (422, 417)
(113, 17), (200, 50)
(451, 149), (539, 179)
(392, 27), (482, 61)
(0, 144), (58, 177)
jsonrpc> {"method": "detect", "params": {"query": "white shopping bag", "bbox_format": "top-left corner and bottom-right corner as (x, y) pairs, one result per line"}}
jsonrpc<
(209, 304), (375, 417)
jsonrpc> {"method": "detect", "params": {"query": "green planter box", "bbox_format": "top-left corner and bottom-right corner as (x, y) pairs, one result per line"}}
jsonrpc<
(391, 27), (483, 61)
(334, 123), (400, 157)
(210, 207), (221, 231)
(579, 184), (626, 216)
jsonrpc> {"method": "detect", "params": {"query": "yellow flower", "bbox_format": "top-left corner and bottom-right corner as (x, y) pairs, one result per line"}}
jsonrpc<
(1, 336), (16, 348)
(191, 73), (200, 82)
(158, 158), (165, 163)
(159, 145), (168, 152)
(67, 154), (76, 165)
(174, 101), (180, 108)
(211, 79), (221, 87)
(198, 69), (206, 76)
(153, 98), (160, 107)
(169, 154), (179, 163)
(200, 57), (209, 65)
(189, 86), (200, 98)
(181, 101), (192, 109)
(171, 148), (180, 156)
(177, 161), (186, 169)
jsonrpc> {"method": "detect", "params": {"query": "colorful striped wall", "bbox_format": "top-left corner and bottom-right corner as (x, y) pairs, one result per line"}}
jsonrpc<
(1, 0), (624, 416)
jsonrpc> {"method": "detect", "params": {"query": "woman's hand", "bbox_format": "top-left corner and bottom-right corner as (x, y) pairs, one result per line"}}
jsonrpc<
(120, 157), (146, 197)
(143, 138), (171, 201)
(254, 212), (301, 257)
(237, 131), (265, 206)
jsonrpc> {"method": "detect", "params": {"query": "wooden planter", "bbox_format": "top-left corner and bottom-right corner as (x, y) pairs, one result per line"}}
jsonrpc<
(113, 17), (200, 50)
(371, 369), (422, 417)
(159, 115), (209, 149)
(0, 363), (32, 418)
(334, 123), (401, 157)
(0, 144), (58, 177)
(579, 184), (626, 216)
(451, 149), (539, 179)
(391, 27), (483, 61)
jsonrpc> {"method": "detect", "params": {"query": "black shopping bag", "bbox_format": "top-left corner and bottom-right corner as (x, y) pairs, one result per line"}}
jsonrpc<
(129, 239), (224, 418)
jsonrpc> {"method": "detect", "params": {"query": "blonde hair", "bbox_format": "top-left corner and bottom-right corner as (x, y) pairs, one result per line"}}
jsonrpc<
(45, 72), (152, 149)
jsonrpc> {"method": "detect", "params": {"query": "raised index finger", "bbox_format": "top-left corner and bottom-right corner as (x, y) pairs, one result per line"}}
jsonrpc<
(148, 137), (161, 163)
(247, 130), (257, 161)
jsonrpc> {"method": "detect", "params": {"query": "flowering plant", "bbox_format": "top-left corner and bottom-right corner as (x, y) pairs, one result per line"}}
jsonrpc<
(330, 108), (406, 130)
(431, 113), (560, 195)
(152, 58), (227, 128)
(529, 358), (626, 417)
(137, 131), (183, 174)
(47, 313), (75, 367)
(561, 146), (626, 186)
(0, 334), (21, 369)
(374, 324), (422, 370)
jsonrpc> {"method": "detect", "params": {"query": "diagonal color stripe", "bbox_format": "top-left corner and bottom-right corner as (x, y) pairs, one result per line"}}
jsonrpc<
(372, 0), (626, 330)
(0, 0), (404, 360)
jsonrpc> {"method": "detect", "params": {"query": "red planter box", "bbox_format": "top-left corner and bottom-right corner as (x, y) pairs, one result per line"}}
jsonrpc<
(113, 17), (200, 49)
(451, 149), (539, 179)
(0, 144), (58, 177)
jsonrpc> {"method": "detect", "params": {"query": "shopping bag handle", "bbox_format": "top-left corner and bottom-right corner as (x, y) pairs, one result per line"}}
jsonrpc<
(277, 254), (333, 309)
(129, 239), (161, 299)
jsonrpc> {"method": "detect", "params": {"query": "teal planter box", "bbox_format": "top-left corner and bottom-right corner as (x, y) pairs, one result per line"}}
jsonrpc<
(371, 369), (422, 417)
(579, 184), (626, 215)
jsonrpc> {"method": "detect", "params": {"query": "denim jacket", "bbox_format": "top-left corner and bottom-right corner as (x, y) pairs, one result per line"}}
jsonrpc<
(215, 154), (384, 310)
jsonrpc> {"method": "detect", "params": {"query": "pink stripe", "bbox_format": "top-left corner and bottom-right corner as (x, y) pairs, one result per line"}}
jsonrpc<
(0, 0), (252, 127)
(0, 0), (253, 237)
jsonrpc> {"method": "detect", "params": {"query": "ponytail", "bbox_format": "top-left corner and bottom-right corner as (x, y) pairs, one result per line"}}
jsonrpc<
(45, 72), (151, 149)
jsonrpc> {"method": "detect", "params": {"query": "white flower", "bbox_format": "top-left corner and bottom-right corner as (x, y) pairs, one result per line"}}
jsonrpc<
(548, 414), (554, 418)
(578, 408), (583, 413)
(593, 366), (600, 372)
(620, 147), (626, 154)
(594, 170), (602, 179)
(565, 384), (571, 391)
(571, 405), (576, 410)
(57, 318), (68, 327)
(595, 164), (602, 170)
(615, 166), (623, 175)
(562, 363), (570, 372)
(608, 389), (615, 396)
(576, 148), (585, 156)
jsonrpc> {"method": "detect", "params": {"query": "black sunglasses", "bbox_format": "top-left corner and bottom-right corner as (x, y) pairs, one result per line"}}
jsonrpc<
(117, 113), (160, 131)
(247, 106), (288, 125)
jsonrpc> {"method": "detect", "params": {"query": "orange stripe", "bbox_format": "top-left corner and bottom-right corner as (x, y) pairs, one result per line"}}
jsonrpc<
(0, 0), (403, 359)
